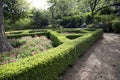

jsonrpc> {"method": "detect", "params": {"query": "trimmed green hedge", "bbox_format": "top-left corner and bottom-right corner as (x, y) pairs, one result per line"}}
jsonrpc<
(57, 29), (87, 34)
(7, 32), (49, 39)
(6, 29), (49, 38)
(48, 30), (70, 47)
(0, 29), (103, 80)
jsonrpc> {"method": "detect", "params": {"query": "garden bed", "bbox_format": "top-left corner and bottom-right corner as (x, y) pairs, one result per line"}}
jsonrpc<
(0, 36), (53, 65)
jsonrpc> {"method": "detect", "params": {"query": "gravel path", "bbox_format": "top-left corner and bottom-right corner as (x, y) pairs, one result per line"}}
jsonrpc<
(60, 33), (120, 80)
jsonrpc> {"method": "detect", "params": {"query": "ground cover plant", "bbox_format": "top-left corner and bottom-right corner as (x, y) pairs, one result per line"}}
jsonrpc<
(0, 36), (53, 65)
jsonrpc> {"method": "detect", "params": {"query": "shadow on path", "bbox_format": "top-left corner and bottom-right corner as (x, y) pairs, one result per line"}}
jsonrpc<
(60, 33), (120, 80)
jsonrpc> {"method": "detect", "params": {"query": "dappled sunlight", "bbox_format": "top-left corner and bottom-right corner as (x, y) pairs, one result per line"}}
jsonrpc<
(115, 49), (120, 54)
(62, 33), (120, 80)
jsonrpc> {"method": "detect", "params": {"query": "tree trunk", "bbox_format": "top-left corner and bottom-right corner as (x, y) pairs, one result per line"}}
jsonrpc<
(0, 0), (13, 52)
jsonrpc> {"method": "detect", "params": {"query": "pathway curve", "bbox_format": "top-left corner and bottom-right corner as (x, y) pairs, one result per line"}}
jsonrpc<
(60, 33), (120, 80)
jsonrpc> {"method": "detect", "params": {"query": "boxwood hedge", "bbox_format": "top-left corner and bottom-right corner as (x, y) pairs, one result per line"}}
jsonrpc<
(6, 29), (49, 38)
(0, 29), (103, 80)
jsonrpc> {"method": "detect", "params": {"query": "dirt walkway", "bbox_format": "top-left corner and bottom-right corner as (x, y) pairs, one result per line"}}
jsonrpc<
(60, 33), (120, 80)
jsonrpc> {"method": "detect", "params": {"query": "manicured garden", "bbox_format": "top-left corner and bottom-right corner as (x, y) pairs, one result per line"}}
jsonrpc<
(0, 28), (103, 80)
(0, 0), (120, 80)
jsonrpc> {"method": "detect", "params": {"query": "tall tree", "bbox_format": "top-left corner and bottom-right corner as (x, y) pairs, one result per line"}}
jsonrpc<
(0, 0), (13, 52)
(78, 0), (120, 21)
(48, 0), (77, 23)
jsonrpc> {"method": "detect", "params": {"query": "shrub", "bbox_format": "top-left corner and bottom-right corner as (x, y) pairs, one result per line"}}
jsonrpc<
(14, 18), (33, 30)
(0, 29), (103, 80)
(60, 14), (84, 28)
(95, 14), (116, 23)
(95, 14), (117, 32)
(99, 8), (114, 15)
(32, 10), (49, 29)
(4, 18), (33, 31)
(87, 24), (96, 31)
(6, 30), (49, 39)
(112, 19), (120, 33)
(48, 30), (69, 46)
(29, 29), (47, 33)
(4, 19), (12, 31)
(84, 12), (93, 24)
(58, 30), (82, 33)
(87, 24), (95, 28)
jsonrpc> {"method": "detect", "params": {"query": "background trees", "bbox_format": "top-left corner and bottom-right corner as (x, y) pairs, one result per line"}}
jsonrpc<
(78, 0), (120, 21)
(32, 9), (49, 28)
(2, 0), (120, 30)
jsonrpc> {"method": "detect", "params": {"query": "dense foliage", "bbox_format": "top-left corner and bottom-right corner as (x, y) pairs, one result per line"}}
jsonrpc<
(112, 19), (120, 33)
(32, 10), (49, 28)
(4, 0), (120, 32)
(4, 0), (30, 21)
(60, 14), (84, 28)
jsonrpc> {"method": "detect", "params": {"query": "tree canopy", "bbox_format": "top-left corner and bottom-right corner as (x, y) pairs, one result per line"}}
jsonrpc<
(4, 0), (30, 21)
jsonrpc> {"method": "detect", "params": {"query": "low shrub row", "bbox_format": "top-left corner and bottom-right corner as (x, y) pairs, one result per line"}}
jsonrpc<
(6, 29), (49, 39)
(48, 30), (70, 47)
(7, 32), (49, 39)
(0, 29), (103, 80)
